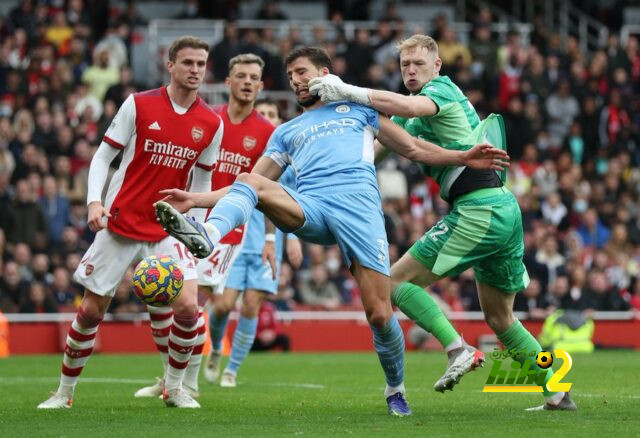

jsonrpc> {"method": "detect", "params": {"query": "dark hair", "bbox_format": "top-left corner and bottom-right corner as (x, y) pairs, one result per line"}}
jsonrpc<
(255, 97), (280, 113)
(284, 46), (332, 71)
(168, 35), (209, 62)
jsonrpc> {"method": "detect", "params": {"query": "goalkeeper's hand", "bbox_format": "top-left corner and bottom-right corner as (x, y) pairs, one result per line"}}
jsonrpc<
(308, 74), (371, 105)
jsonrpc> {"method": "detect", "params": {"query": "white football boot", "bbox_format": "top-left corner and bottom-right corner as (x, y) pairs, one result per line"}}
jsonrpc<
(37, 392), (73, 409)
(163, 387), (201, 408)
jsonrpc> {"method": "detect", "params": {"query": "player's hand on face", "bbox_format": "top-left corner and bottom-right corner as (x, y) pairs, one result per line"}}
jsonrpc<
(308, 74), (349, 103)
(286, 238), (303, 268)
(87, 201), (110, 232)
(464, 144), (510, 171)
(262, 241), (277, 279)
(156, 188), (195, 213)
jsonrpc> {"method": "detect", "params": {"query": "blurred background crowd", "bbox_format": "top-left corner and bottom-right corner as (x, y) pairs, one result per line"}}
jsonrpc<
(0, 0), (638, 318)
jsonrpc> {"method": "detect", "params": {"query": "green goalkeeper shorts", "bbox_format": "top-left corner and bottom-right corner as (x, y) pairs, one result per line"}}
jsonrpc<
(408, 186), (530, 293)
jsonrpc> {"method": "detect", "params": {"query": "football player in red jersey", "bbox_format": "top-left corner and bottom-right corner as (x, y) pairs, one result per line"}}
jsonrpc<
(38, 36), (223, 410)
(134, 53), (279, 399)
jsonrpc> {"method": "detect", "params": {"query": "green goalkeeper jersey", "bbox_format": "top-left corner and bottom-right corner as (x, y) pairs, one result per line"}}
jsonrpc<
(391, 76), (505, 201)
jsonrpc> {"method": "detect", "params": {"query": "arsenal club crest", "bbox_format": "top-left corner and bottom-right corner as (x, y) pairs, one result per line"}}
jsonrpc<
(243, 136), (257, 150)
(191, 126), (204, 142)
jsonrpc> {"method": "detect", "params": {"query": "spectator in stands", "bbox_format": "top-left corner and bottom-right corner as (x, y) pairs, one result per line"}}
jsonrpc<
(0, 261), (30, 312)
(546, 79), (580, 149)
(108, 267), (142, 314)
(251, 301), (290, 352)
(6, 179), (48, 249)
(45, 11), (73, 54)
(38, 175), (70, 247)
(31, 253), (52, 285)
(583, 269), (629, 311)
(256, 0), (288, 21)
(211, 21), (242, 82)
(19, 281), (58, 313)
(437, 26), (471, 74)
(577, 207), (611, 249)
(81, 49), (120, 102)
(299, 264), (342, 310)
(514, 277), (547, 319)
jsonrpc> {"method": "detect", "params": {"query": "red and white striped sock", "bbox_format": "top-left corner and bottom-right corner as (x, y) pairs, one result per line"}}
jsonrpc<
(183, 308), (205, 392)
(147, 305), (173, 374)
(165, 312), (198, 391)
(58, 308), (102, 396)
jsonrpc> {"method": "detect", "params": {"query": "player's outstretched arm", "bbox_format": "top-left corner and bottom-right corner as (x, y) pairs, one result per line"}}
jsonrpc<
(158, 156), (285, 212)
(377, 115), (509, 170)
(309, 74), (437, 118)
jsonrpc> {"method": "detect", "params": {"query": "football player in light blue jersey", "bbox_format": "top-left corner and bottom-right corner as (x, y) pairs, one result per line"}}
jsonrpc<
(155, 46), (509, 417)
(204, 99), (303, 388)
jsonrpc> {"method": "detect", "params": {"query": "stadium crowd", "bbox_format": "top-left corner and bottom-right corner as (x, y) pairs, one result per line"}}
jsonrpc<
(0, 0), (638, 317)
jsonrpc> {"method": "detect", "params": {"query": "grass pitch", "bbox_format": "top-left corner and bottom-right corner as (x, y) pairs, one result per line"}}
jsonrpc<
(1, 351), (638, 436)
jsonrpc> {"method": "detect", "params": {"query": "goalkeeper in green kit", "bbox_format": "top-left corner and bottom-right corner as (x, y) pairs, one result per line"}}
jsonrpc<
(309, 34), (575, 411)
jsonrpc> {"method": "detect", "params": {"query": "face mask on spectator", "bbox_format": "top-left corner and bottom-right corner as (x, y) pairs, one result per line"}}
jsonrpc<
(0, 104), (12, 118)
(573, 199), (588, 213)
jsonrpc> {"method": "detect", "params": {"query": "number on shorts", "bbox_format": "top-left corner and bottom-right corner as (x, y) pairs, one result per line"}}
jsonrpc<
(173, 243), (195, 262)
(207, 249), (221, 268)
(429, 221), (449, 242)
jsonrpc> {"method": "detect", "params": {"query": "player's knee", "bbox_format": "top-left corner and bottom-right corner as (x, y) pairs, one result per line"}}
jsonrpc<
(365, 305), (392, 328)
(79, 292), (109, 323)
(172, 300), (199, 317)
(484, 311), (513, 334)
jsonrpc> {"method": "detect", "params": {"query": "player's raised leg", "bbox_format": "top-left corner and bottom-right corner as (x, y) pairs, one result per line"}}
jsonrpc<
(477, 282), (576, 411)
(37, 291), (110, 409)
(351, 261), (411, 417)
(157, 172), (305, 257)
(389, 252), (485, 392)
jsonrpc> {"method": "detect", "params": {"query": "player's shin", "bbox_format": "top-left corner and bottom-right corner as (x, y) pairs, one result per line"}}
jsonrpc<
(206, 181), (258, 243)
(224, 315), (258, 376)
(497, 319), (559, 400)
(392, 282), (461, 350)
(165, 311), (198, 391)
(58, 307), (103, 396)
(147, 305), (173, 374)
(370, 314), (406, 396)
(183, 308), (206, 392)
(209, 306), (229, 352)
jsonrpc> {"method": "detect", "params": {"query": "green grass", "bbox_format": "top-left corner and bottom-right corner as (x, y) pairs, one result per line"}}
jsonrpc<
(1, 351), (639, 436)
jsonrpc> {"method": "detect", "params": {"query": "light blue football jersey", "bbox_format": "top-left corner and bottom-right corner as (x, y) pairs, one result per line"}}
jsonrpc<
(264, 102), (380, 194)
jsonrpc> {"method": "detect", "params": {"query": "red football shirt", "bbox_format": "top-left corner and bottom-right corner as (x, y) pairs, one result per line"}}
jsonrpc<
(102, 87), (223, 242)
(211, 104), (275, 244)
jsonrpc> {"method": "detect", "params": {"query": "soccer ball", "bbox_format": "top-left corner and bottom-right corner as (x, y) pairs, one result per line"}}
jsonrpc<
(133, 255), (183, 307)
(536, 351), (554, 369)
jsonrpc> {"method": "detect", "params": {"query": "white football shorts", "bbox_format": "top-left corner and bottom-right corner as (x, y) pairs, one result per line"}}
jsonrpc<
(74, 229), (198, 297)
(196, 241), (243, 294)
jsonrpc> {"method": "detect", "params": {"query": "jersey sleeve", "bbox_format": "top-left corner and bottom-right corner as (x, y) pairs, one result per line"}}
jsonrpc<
(263, 127), (289, 168)
(363, 106), (380, 135)
(418, 78), (457, 117)
(103, 94), (135, 149)
(196, 117), (223, 171)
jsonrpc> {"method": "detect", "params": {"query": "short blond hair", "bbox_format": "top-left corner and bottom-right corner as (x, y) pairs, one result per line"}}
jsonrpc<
(168, 35), (209, 62)
(228, 53), (265, 73)
(395, 34), (439, 57)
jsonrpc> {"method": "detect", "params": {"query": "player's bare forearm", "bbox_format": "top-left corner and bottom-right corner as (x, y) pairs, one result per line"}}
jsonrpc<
(191, 188), (229, 208)
(377, 115), (441, 163)
(374, 140), (393, 165)
(369, 90), (438, 118)
(251, 156), (284, 181)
